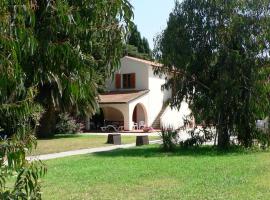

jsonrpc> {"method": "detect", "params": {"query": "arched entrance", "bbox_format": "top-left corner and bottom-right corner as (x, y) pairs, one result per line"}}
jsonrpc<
(132, 103), (148, 129)
(102, 107), (124, 127)
(89, 107), (124, 131)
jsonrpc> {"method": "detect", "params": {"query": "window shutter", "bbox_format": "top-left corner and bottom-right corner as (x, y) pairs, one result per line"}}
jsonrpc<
(130, 73), (136, 88)
(115, 74), (121, 89)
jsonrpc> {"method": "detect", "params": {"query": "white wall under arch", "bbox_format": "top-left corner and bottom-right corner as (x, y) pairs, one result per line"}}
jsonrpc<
(135, 104), (146, 123)
(128, 94), (149, 130)
(131, 102), (148, 129)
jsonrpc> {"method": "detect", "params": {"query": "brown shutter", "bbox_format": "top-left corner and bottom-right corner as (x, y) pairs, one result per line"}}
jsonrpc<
(115, 74), (121, 89)
(130, 73), (136, 88)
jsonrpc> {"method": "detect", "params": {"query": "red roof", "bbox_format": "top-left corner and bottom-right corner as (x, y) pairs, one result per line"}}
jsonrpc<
(124, 56), (163, 68)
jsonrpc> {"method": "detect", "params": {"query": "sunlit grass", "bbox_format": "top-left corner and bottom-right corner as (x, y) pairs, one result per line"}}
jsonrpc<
(29, 134), (160, 156)
(42, 145), (270, 200)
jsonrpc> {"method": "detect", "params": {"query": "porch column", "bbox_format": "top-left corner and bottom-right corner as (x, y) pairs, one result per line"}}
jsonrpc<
(123, 106), (133, 131)
(123, 116), (129, 131)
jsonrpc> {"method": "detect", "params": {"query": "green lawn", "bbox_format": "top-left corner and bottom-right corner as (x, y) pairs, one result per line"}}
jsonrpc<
(30, 134), (160, 156)
(42, 145), (270, 200)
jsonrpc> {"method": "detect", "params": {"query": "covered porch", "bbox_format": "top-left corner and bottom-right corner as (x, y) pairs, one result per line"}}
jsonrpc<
(87, 90), (149, 131)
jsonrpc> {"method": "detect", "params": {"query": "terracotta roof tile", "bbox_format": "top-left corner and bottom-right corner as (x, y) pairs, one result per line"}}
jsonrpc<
(124, 56), (163, 67)
(99, 90), (149, 104)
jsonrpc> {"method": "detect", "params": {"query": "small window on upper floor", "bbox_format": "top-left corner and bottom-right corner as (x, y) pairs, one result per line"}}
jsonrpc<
(122, 73), (136, 89)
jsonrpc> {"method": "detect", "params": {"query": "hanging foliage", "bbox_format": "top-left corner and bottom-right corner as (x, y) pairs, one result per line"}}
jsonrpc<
(0, 0), (133, 198)
(154, 0), (270, 149)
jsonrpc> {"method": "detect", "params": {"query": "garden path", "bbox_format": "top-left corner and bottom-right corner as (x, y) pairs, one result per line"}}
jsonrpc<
(27, 139), (161, 161)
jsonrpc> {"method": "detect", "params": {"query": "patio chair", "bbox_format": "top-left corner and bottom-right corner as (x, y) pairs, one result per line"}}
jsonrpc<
(100, 125), (119, 132)
(132, 122), (138, 130)
(100, 126), (107, 132)
(138, 121), (145, 129)
(118, 126), (124, 131)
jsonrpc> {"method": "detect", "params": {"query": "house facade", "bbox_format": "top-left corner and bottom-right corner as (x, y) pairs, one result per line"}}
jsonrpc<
(88, 56), (192, 131)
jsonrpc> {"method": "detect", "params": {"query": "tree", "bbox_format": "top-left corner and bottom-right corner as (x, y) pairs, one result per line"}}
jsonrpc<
(142, 37), (151, 55)
(126, 24), (152, 60)
(154, 0), (270, 149)
(0, 1), (46, 198)
(0, 0), (132, 198)
(17, 0), (132, 138)
(128, 25), (143, 51)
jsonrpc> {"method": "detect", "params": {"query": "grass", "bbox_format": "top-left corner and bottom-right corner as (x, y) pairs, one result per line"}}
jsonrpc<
(29, 134), (160, 156)
(42, 145), (270, 200)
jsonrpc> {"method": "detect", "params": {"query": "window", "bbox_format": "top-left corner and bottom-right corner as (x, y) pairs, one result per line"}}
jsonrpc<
(115, 74), (121, 89)
(122, 73), (135, 89)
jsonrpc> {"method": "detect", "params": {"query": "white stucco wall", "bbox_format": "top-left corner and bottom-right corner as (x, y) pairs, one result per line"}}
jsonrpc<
(106, 57), (149, 91)
(128, 93), (149, 130)
(105, 56), (174, 128)
(100, 93), (150, 130)
(160, 102), (191, 130)
(147, 67), (172, 126)
(102, 56), (192, 130)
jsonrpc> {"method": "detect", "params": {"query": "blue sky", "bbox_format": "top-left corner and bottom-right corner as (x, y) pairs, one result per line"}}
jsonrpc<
(130, 0), (176, 50)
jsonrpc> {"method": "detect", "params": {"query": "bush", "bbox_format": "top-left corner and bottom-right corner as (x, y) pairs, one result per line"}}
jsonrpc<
(160, 128), (178, 151)
(179, 128), (214, 148)
(179, 135), (205, 148)
(55, 113), (81, 134)
(254, 130), (270, 149)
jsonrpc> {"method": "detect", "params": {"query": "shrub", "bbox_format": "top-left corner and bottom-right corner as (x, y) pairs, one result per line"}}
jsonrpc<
(179, 128), (214, 148)
(55, 113), (81, 134)
(179, 135), (205, 148)
(160, 128), (178, 151)
(254, 130), (270, 149)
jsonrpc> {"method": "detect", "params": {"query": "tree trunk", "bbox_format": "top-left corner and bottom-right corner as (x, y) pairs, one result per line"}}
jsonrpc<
(241, 126), (253, 148)
(217, 127), (230, 149)
(85, 115), (91, 131)
(37, 105), (57, 138)
(217, 114), (230, 149)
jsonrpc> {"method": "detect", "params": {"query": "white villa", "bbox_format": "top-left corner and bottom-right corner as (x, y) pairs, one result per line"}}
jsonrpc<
(87, 56), (192, 131)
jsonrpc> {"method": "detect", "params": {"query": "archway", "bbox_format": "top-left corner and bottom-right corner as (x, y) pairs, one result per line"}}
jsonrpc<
(132, 103), (148, 128)
(89, 106), (124, 131)
(102, 107), (124, 127)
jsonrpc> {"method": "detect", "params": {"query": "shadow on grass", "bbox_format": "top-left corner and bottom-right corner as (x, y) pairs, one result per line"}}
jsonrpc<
(37, 134), (87, 140)
(93, 145), (267, 158)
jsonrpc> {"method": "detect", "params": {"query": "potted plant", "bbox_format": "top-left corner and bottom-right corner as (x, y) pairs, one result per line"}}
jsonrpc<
(143, 126), (154, 133)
